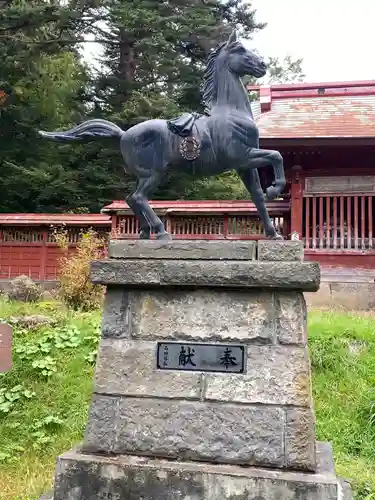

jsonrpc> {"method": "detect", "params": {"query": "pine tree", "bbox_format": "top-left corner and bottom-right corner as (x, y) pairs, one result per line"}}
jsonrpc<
(0, 0), (306, 211)
(92, 0), (264, 120)
(0, 1), (79, 211)
(84, 0), (304, 201)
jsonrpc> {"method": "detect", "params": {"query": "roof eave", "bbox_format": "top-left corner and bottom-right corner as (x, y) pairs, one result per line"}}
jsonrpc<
(259, 136), (375, 147)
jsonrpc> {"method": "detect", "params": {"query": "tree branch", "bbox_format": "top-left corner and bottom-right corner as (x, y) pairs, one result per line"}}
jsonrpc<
(0, 35), (118, 45)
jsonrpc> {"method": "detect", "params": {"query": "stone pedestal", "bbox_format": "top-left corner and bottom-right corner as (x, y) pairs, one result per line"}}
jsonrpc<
(46, 240), (352, 500)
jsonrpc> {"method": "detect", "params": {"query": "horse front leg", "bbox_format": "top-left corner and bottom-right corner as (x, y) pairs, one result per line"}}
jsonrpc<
(128, 173), (171, 240)
(238, 168), (283, 240)
(247, 148), (286, 201)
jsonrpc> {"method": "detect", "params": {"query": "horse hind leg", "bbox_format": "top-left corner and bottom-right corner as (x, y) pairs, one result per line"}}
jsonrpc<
(126, 195), (151, 239)
(128, 173), (171, 240)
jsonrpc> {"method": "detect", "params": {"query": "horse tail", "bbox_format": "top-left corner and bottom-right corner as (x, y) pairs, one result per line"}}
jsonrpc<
(38, 119), (124, 142)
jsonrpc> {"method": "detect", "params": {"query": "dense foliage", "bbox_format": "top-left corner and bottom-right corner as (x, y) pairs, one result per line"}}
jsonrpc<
(0, 0), (304, 212)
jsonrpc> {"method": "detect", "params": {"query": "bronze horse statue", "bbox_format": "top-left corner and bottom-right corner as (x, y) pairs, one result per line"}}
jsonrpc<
(39, 31), (285, 240)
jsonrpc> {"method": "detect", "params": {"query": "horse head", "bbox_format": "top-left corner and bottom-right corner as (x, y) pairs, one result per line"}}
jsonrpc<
(221, 31), (267, 79)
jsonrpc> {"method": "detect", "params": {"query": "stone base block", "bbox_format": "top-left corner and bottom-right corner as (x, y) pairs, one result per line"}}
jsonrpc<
(83, 394), (316, 471)
(85, 285), (315, 471)
(50, 442), (352, 500)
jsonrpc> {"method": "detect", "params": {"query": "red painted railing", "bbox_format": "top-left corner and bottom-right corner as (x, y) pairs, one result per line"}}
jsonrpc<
(2, 194), (375, 281)
(0, 202), (291, 281)
(303, 194), (375, 250)
(0, 214), (110, 281)
(114, 213), (287, 240)
(104, 200), (291, 240)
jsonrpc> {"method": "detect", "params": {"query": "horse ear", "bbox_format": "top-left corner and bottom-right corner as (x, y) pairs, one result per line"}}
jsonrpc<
(227, 30), (237, 45)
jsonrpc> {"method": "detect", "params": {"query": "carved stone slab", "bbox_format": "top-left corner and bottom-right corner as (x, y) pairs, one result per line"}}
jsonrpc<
(109, 240), (257, 260)
(91, 260), (320, 291)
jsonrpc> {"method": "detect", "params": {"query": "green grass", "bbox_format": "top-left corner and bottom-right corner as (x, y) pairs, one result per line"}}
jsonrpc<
(0, 301), (375, 499)
(309, 311), (375, 498)
(0, 299), (100, 500)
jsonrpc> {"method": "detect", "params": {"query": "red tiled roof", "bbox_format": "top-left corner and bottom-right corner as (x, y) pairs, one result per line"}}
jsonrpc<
(255, 95), (375, 139)
(0, 213), (111, 226)
(248, 81), (375, 139)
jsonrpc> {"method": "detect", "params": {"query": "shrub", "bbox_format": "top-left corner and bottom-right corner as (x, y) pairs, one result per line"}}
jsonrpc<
(8, 276), (42, 302)
(55, 228), (105, 311)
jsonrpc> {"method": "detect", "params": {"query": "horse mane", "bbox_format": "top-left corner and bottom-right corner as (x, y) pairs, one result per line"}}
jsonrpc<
(201, 41), (227, 110)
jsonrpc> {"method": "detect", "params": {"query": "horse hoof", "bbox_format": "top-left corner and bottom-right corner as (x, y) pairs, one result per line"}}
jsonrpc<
(265, 186), (279, 201)
(267, 233), (284, 241)
(157, 232), (172, 241)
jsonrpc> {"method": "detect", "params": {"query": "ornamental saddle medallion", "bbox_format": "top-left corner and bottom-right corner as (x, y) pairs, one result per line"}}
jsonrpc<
(179, 136), (201, 161)
(166, 112), (202, 161)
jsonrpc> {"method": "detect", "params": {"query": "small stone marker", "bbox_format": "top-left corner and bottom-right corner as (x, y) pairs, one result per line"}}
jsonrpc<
(0, 323), (12, 373)
(157, 342), (246, 373)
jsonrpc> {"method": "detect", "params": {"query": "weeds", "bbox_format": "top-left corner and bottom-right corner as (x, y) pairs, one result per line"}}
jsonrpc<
(0, 385), (36, 415)
(11, 323), (97, 379)
(53, 227), (106, 311)
(310, 310), (375, 499)
(0, 298), (101, 498)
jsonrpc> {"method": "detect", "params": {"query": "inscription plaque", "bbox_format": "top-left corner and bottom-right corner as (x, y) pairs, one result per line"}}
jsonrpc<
(156, 342), (246, 373)
(0, 323), (12, 373)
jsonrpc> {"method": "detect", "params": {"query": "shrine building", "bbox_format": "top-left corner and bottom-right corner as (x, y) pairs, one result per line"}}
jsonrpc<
(248, 79), (375, 272)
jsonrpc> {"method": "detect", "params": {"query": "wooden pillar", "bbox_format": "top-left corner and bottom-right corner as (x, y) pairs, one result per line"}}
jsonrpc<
(283, 214), (291, 240)
(290, 165), (303, 240)
(110, 214), (118, 238)
(39, 229), (48, 282)
(165, 214), (171, 235)
(223, 214), (229, 239)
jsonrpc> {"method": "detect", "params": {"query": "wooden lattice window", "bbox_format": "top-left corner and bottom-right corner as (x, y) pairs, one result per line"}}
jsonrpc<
(1, 229), (43, 243)
(303, 194), (375, 250)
